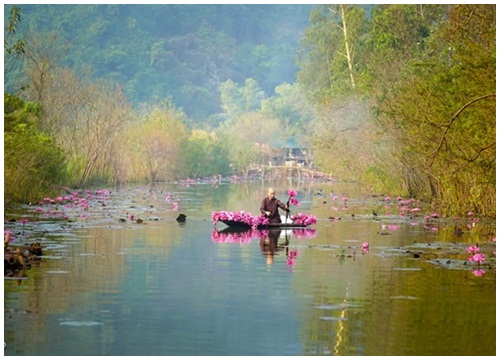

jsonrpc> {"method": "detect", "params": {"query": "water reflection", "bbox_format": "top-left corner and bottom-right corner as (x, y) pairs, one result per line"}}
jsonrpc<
(4, 180), (496, 356)
(211, 228), (317, 244)
(259, 229), (284, 265)
(211, 228), (259, 244)
(211, 227), (317, 269)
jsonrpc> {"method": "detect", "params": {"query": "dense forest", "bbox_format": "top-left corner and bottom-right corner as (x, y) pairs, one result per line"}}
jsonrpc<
(4, 4), (496, 217)
(4, 4), (313, 121)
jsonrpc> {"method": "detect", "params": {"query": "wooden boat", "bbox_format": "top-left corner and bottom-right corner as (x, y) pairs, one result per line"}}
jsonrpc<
(219, 220), (308, 230)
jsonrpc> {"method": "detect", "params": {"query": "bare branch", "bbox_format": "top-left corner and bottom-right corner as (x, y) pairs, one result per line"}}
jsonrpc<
(427, 93), (495, 167)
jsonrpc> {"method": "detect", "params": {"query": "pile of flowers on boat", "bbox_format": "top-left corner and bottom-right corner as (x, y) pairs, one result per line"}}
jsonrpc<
(211, 210), (317, 228)
(212, 189), (316, 228)
(290, 213), (317, 226)
(211, 210), (269, 229)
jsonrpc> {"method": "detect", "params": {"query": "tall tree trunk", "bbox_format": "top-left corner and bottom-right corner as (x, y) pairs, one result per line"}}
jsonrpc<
(339, 5), (356, 89)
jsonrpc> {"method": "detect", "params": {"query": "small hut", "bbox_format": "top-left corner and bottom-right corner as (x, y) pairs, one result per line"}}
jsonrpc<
(272, 137), (312, 168)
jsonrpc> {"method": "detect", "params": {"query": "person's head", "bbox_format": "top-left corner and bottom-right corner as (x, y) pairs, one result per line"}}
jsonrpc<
(268, 188), (276, 199)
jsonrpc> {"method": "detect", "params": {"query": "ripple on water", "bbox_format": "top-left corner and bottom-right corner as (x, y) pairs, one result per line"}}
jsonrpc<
(3, 182), (496, 356)
(319, 316), (348, 321)
(5, 276), (29, 281)
(39, 255), (66, 260)
(315, 303), (363, 310)
(59, 320), (103, 327)
(389, 296), (419, 300)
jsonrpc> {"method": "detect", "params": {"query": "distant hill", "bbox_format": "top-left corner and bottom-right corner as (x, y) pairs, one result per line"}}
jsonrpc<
(5, 4), (313, 121)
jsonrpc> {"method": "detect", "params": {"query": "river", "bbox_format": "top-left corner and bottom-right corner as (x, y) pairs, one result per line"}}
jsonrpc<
(3, 177), (496, 355)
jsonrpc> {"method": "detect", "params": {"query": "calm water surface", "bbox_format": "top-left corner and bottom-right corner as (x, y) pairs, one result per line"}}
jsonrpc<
(4, 180), (496, 355)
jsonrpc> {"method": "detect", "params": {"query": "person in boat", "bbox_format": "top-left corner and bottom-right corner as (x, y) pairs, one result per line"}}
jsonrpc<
(260, 188), (289, 224)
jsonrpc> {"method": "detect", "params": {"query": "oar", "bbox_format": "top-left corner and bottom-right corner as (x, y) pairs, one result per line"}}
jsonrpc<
(285, 198), (290, 224)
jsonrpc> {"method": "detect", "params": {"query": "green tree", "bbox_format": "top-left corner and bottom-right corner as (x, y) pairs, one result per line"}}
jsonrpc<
(261, 82), (315, 150)
(219, 78), (265, 122)
(131, 102), (189, 184)
(22, 62), (133, 187)
(375, 5), (495, 215)
(4, 94), (67, 204)
(297, 5), (368, 102)
(223, 111), (280, 176)
(185, 130), (231, 178)
(362, 4), (447, 97)
(4, 5), (26, 76)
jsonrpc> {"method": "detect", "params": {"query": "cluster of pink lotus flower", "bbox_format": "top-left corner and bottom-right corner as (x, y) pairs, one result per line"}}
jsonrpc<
(164, 192), (179, 211)
(290, 213), (317, 226)
(211, 210), (270, 229)
(381, 224), (399, 231)
(467, 244), (486, 272)
(466, 238), (495, 277)
(31, 189), (111, 220)
(287, 189), (300, 207)
(4, 229), (15, 242)
(212, 189), (317, 228)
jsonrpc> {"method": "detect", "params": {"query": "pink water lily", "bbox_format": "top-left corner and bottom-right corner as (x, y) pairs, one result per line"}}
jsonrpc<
(212, 209), (316, 229)
(466, 245), (480, 254)
(468, 253), (485, 264)
(362, 242), (369, 254)
(211, 210), (269, 229)
(289, 197), (300, 207)
(287, 189), (298, 197)
(290, 213), (317, 226)
(4, 229), (14, 241)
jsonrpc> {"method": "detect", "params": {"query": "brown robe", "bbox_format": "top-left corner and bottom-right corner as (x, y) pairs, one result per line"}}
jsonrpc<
(260, 197), (288, 223)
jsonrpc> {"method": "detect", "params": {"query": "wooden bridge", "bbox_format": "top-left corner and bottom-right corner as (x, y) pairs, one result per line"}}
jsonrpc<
(235, 164), (335, 181)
